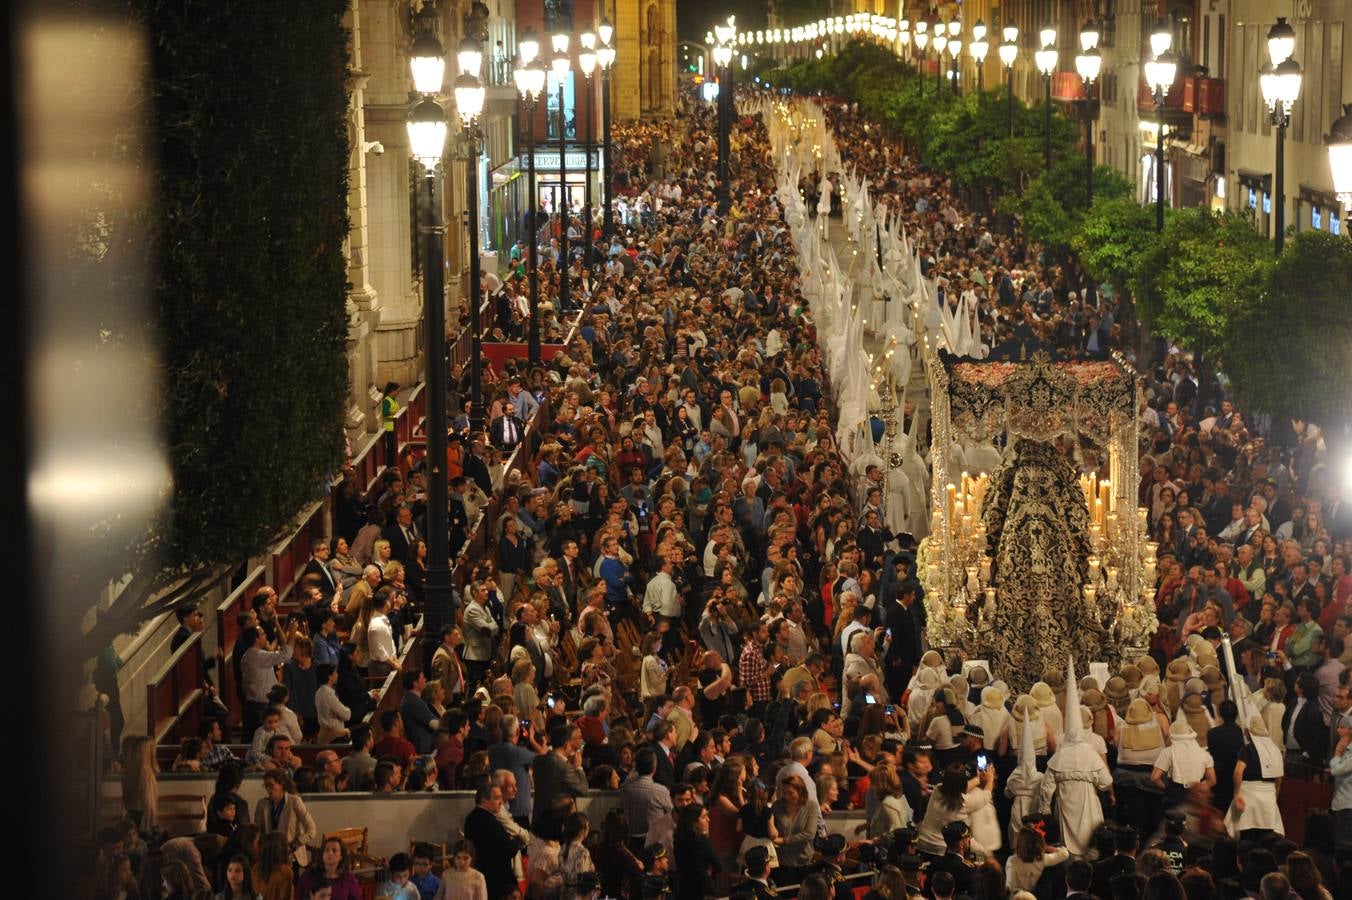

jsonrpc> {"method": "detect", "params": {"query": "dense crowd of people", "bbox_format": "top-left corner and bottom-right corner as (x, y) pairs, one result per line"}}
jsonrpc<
(95, 76), (1352, 900)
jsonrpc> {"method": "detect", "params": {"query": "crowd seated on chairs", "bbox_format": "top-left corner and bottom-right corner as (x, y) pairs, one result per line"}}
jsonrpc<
(89, 79), (1352, 900)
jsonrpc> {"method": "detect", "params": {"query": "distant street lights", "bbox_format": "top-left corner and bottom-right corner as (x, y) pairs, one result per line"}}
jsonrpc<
(999, 25), (1018, 137)
(512, 32), (546, 364)
(598, 20), (616, 242)
(914, 20), (929, 98)
(1260, 17), (1302, 254)
(1075, 21), (1102, 206)
(578, 31), (598, 275)
(550, 32), (572, 311)
(713, 23), (735, 213)
(1144, 21), (1177, 233)
(1035, 24), (1058, 172)
(970, 20), (989, 104)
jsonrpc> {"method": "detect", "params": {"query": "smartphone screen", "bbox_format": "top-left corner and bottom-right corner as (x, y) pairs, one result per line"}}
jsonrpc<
(865, 694), (877, 705)
(977, 752), (989, 771)
(885, 705), (895, 715)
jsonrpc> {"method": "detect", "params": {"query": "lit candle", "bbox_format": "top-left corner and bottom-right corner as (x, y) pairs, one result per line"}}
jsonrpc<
(947, 483), (957, 519)
(1084, 584), (1097, 603)
(1107, 567), (1119, 590)
(1093, 497), (1103, 526)
(1144, 541), (1158, 561)
(1137, 507), (1148, 527)
(984, 587), (996, 613)
(1099, 480), (1111, 517)
(979, 556), (992, 583)
(1088, 555), (1100, 577)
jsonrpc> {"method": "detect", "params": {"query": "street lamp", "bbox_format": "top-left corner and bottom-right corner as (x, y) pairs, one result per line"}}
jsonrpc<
(1075, 23), (1102, 207)
(406, 33), (453, 633)
(1144, 40), (1177, 232)
(513, 44), (546, 365)
(970, 20), (988, 103)
(713, 41), (734, 211)
(551, 38), (572, 312)
(914, 21), (929, 98)
(999, 26), (1018, 136)
(1035, 26), (1058, 172)
(898, 18), (910, 60)
(933, 29), (947, 94)
(577, 33), (597, 276)
(598, 35), (616, 243)
(1328, 105), (1352, 213)
(1261, 18), (1303, 254)
(948, 36), (963, 96)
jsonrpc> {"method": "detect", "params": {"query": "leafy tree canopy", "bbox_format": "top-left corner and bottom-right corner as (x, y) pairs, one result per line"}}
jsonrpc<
(1226, 230), (1352, 431)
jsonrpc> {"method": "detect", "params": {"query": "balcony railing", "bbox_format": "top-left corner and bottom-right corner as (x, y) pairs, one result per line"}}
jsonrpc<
(1183, 75), (1226, 116)
(1137, 75), (1186, 112)
(1051, 71), (1100, 102)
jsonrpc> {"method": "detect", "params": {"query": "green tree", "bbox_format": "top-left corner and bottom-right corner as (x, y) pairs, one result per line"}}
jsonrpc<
(1073, 196), (1160, 296)
(1226, 230), (1352, 434)
(1133, 210), (1272, 367)
(77, 0), (352, 659)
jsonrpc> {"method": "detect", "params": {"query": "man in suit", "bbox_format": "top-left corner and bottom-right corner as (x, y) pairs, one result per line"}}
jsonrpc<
(856, 509), (893, 570)
(531, 724), (588, 829)
(557, 540), (583, 612)
(462, 583), (500, 689)
(1091, 827), (1138, 899)
(648, 720), (679, 790)
(1284, 672), (1330, 760)
(383, 505), (419, 566)
(884, 584), (923, 699)
(464, 784), (524, 899)
(489, 408), (526, 453)
(463, 436), (493, 495)
(398, 670), (439, 755)
(301, 539), (338, 600)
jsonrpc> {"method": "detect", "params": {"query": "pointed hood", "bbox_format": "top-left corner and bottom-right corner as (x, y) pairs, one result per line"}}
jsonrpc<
(1016, 696), (1038, 779)
(1063, 654), (1084, 745)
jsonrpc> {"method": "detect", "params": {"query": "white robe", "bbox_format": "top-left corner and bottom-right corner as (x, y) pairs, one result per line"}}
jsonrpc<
(1038, 747), (1114, 857)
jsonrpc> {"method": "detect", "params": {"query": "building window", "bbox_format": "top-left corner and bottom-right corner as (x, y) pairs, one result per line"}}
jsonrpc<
(1334, 213), (1342, 236)
(1247, 188), (1256, 209)
(1262, 192), (1271, 215)
(546, 71), (576, 140)
(1313, 206), (1323, 230)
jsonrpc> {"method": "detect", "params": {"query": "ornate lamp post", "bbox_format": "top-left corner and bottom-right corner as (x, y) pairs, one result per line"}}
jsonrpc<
(898, 18), (910, 61)
(947, 19), (962, 95)
(1035, 24), (1058, 172)
(1327, 105), (1352, 214)
(455, 37), (487, 434)
(1075, 21), (1102, 206)
(712, 39), (734, 213)
(1144, 22), (1177, 233)
(550, 32), (572, 311)
(970, 20), (988, 105)
(914, 20), (929, 98)
(405, 32), (454, 632)
(933, 27), (947, 95)
(513, 33), (546, 364)
(598, 17), (616, 242)
(578, 30), (597, 276)
(1000, 26), (1018, 137)
(1261, 17), (1302, 254)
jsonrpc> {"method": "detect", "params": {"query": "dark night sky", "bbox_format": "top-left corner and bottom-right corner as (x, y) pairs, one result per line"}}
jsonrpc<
(675, 0), (771, 43)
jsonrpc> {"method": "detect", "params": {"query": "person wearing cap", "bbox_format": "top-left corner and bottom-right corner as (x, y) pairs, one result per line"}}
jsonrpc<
(731, 845), (777, 900)
(1150, 719), (1216, 810)
(925, 821), (976, 896)
(1222, 713), (1285, 838)
(807, 833), (855, 900)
